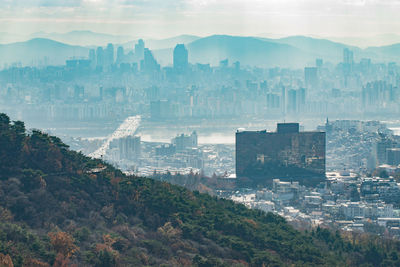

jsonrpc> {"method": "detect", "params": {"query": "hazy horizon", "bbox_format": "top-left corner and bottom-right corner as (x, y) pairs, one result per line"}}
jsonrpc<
(2, 0), (400, 47)
(3, 30), (400, 49)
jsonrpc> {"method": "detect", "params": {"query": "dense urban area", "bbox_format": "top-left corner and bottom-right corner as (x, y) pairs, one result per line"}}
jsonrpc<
(4, 0), (400, 264)
(2, 37), (400, 242)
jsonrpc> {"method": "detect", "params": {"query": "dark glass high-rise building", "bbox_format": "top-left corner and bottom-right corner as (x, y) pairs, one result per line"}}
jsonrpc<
(236, 123), (325, 186)
(173, 44), (188, 73)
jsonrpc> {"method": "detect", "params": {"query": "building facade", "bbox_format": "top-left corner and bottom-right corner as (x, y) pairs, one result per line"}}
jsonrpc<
(236, 123), (325, 186)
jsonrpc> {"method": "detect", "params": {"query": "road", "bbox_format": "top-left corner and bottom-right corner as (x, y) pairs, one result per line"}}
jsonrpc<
(89, 115), (141, 159)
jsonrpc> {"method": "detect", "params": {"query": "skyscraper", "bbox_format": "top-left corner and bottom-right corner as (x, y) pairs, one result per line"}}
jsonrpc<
(116, 46), (124, 65)
(343, 48), (354, 65)
(89, 49), (95, 64)
(287, 89), (297, 113)
(141, 48), (160, 73)
(96, 47), (104, 69)
(304, 67), (318, 88)
(134, 39), (145, 62)
(173, 44), (188, 73)
(88, 48), (96, 69)
(105, 43), (114, 67)
(281, 86), (286, 114)
(343, 48), (354, 81)
(298, 87), (306, 111)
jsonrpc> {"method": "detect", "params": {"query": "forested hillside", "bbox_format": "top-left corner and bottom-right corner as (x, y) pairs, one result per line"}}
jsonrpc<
(1, 113), (400, 266)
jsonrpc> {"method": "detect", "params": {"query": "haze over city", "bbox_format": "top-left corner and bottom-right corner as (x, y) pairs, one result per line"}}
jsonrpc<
(3, 0), (400, 266)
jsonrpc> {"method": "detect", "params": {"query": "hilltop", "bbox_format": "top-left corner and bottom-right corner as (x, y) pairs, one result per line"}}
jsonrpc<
(185, 35), (311, 68)
(0, 113), (400, 266)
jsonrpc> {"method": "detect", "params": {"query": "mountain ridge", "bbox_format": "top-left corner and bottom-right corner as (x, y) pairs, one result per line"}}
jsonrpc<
(0, 38), (89, 66)
(185, 34), (313, 67)
(29, 30), (133, 46)
(1, 34), (400, 67)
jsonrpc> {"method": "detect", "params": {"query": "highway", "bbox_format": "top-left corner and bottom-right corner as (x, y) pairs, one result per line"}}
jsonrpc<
(89, 115), (141, 159)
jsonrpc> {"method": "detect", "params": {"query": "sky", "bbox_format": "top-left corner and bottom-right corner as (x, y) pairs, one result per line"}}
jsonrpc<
(1, 0), (400, 40)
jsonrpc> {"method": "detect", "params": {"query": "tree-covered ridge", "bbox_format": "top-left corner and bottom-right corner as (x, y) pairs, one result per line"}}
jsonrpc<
(0, 113), (400, 266)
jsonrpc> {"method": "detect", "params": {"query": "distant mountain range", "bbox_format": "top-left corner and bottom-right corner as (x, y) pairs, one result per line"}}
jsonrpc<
(153, 35), (400, 67)
(187, 35), (312, 68)
(272, 36), (360, 62)
(2, 33), (400, 68)
(0, 38), (89, 66)
(29, 30), (133, 47)
(325, 34), (400, 48)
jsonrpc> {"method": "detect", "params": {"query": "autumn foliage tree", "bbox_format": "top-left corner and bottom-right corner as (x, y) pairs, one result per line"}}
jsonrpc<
(48, 232), (78, 259)
(24, 258), (50, 267)
(0, 253), (14, 267)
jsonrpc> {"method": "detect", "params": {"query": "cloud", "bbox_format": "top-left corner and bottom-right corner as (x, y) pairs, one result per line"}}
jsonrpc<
(0, 0), (82, 7)
(1, 0), (400, 38)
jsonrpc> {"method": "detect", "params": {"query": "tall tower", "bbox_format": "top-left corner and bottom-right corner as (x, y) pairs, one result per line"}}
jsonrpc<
(105, 43), (114, 66)
(116, 46), (124, 65)
(343, 48), (354, 87)
(96, 47), (104, 69)
(173, 44), (188, 73)
(287, 89), (297, 113)
(281, 86), (287, 114)
(134, 39), (145, 62)
(141, 48), (159, 73)
(89, 49), (96, 68)
(343, 48), (354, 65)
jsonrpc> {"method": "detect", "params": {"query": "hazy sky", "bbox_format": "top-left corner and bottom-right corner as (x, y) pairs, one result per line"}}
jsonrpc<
(1, 0), (400, 39)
